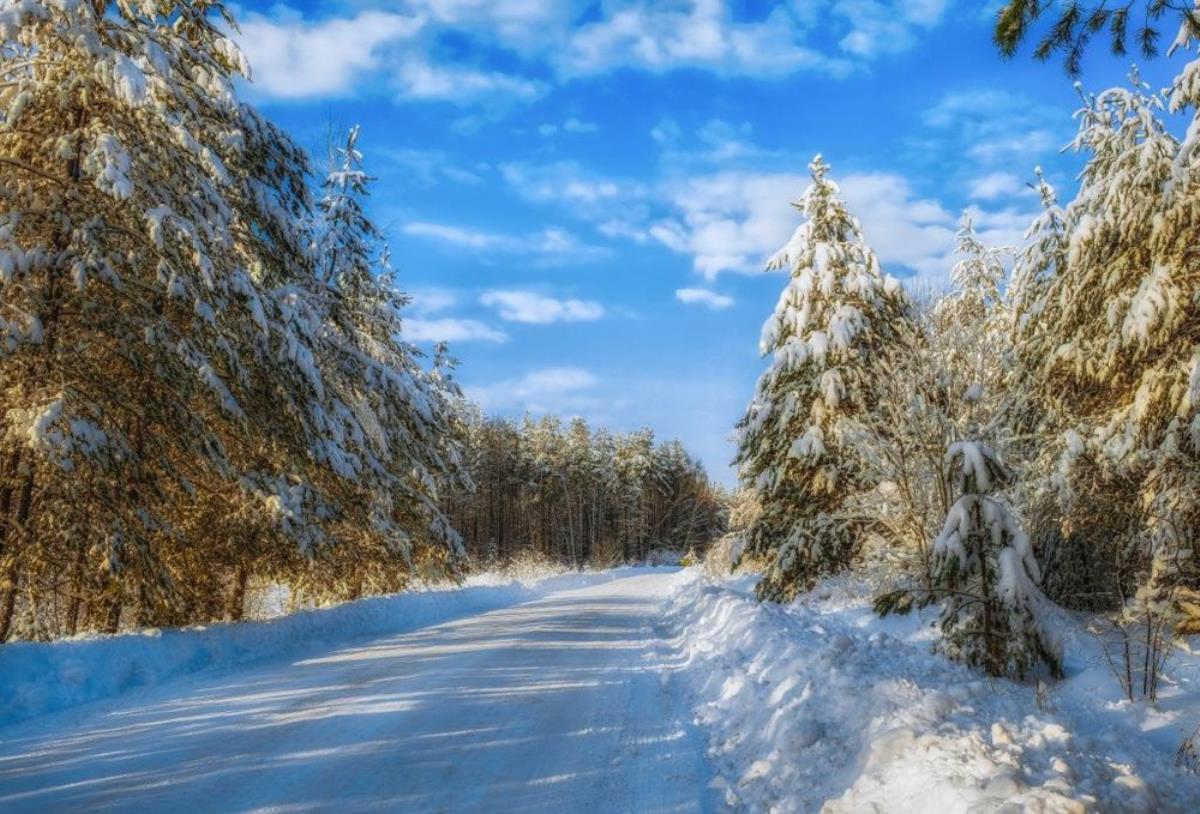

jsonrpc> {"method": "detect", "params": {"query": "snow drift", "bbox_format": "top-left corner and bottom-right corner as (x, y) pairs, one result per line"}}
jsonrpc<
(0, 568), (639, 729)
(664, 570), (1200, 813)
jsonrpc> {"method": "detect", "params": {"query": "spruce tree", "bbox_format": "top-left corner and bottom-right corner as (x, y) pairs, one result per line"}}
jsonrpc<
(736, 155), (909, 601)
(929, 441), (1062, 679)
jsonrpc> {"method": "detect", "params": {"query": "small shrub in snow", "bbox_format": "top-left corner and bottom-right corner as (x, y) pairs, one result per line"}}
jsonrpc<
(880, 441), (1063, 680)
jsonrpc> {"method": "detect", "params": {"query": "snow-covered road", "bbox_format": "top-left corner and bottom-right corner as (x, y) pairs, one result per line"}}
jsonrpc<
(0, 571), (714, 813)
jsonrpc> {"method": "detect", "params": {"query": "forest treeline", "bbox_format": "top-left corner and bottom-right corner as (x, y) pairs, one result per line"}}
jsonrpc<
(0, 1), (720, 643)
(445, 412), (726, 568)
(732, 51), (1200, 694)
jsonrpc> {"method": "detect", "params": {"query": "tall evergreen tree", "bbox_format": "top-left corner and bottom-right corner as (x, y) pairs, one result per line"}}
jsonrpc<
(736, 155), (909, 601)
(0, 2), (469, 637)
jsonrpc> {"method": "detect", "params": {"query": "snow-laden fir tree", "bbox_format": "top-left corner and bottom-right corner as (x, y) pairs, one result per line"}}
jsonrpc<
(0, 1), (468, 636)
(928, 441), (1063, 679)
(1015, 63), (1199, 632)
(0, 0), (324, 634)
(290, 126), (469, 601)
(736, 155), (909, 601)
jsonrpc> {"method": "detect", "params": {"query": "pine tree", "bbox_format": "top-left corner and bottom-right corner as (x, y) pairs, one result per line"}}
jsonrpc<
(928, 441), (1063, 679)
(292, 127), (469, 601)
(736, 155), (909, 601)
(1020, 69), (1197, 619)
(0, 2), (470, 636)
(0, 0), (336, 635)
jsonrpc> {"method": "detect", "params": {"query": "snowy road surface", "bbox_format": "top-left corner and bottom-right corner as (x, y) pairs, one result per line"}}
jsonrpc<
(0, 571), (714, 813)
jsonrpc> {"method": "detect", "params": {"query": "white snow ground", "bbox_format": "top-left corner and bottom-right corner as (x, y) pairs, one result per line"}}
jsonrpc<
(0, 569), (714, 813)
(3, 567), (1199, 813)
(663, 570), (1200, 813)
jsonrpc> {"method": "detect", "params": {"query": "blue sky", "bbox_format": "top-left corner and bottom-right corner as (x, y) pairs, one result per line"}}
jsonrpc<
(229, 1), (1185, 485)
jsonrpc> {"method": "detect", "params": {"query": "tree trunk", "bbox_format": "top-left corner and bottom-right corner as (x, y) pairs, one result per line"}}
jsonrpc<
(66, 543), (87, 635)
(103, 597), (121, 634)
(228, 566), (249, 621)
(0, 469), (34, 642)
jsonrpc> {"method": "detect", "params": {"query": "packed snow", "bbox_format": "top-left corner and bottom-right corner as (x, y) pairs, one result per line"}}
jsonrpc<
(0, 568), (645, 729)
(0, 569), (713, 813)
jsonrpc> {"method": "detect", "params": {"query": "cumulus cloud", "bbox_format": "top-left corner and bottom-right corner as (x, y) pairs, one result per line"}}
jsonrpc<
(968, 171), (1025, 200)
(405, 318), (507, 343)
(237, 10), (423, 99)
(467, 367), (600, 413)
(833, 0), (951, 57)
(233, 2), (953, 103)
(481, 290), (605, 324)
(676, 288), (735, 310)
(401, 222), (609, 264)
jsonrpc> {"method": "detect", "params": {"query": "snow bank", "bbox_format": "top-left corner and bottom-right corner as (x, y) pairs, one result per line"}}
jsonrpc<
(0, 568), (644, 729)
(665, 571), (1200, 813)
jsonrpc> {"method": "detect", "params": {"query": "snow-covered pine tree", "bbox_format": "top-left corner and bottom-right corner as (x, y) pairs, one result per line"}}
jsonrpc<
(0, 1), (386, 635)
(930, 441), (1062, 679)
(1009, 169), (1067, 338)
(736, 155), (909, 601)
(0, 0), (319, 633)
(290, 126), (469, 601)
(1016, 66), (1198, 630)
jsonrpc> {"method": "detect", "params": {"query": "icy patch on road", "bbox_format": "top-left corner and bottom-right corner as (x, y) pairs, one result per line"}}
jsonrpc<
(665, 571), (1200, 812)
(0, 567), (660, 728)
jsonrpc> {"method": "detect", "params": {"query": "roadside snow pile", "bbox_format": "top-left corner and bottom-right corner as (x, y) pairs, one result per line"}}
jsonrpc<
(665, 571), (1200, 813)
(0, 568), (646, 729)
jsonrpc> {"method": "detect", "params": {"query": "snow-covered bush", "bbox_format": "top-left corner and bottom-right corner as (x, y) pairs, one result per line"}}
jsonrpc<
(882, 441), (1063, 680)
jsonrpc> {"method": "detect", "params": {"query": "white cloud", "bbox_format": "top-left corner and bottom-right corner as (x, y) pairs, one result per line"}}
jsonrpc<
(234, 2), (952, 104)
(401, 221), (609, 263)
(923, 89), (1066, 165)
(395, 61), (544, 102)
(481, 290), (605, 324)
(833, 0), (951, 57)
(402, 222), (498, 249)
(375, 148), (483, 186)
(968, 171), (1025, 200)
(650, 171), (808, 278)
(676, 288), (735, 310)
(538, 117), (598, 137)
(406, 286), (459, 316)
(237, 10), (423, 99)
(562, 2), (849, 77)
(500, 162), (632, 205)
(467, 367), (600, 412)
(405, 317), (507, 343)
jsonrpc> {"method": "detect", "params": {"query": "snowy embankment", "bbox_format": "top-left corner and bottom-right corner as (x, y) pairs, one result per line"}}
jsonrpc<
(664, 571), (1200, 813)
(0, 568), (638, 729)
